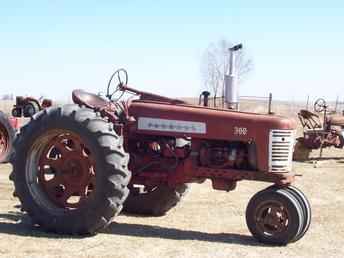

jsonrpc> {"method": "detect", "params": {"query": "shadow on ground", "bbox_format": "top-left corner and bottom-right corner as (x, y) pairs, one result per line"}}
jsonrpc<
(311, 157), (344, 161)
(0, 211), (264, 246)
(0, 211), (84, 239)
(104, 222), (263, 247)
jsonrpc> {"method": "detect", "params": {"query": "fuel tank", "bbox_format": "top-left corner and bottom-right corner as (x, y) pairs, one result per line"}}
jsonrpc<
(128, 100), (296, 141)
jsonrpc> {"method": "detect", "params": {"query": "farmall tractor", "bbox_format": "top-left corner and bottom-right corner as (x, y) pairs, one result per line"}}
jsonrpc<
(10, 69), (311, 245)
(293, 98), (344, 161)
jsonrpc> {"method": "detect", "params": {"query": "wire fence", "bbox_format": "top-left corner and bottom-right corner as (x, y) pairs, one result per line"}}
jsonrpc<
(200, 94), (273, 114)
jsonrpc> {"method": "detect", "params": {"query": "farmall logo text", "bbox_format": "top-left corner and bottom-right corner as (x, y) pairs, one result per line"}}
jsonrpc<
(234, 126), (248, 136)
(138, 117), (206, 134)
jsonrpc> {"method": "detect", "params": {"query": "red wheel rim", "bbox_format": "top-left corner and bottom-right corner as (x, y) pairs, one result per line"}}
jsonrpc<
(255, 200), (290, 237)
(38, 132), (96, 209)
(0, 124), (9, 161)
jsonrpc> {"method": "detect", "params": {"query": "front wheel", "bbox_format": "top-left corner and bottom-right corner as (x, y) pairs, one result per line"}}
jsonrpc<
(10, 105), (131, 234)
(246, 187), (307, 245)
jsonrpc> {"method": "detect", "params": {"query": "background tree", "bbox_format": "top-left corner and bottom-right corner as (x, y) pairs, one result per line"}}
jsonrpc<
(201, 39), (253, 106)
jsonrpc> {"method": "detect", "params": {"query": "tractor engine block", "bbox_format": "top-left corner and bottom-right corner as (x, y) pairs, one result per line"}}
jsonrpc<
(128, 136), (190, 174)
(199, 141), (256, 170)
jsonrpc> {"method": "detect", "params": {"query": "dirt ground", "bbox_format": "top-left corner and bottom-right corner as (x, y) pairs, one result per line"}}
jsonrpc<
(0, 147), (344, 258)
(1, 99), (344, 257)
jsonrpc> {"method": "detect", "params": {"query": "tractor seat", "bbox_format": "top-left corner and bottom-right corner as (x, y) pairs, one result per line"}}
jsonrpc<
(72, 89), (109, 109)
(327, 115), (344, 126)
(299, 109), (319, 119)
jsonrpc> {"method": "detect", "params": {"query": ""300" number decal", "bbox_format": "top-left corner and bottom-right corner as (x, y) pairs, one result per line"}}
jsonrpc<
(234, 127), (248, 136)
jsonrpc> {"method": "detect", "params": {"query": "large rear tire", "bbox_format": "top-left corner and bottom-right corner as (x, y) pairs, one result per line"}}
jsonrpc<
(123, 184), (189, 216)
(0, 111), (15, 163)
(10, 105), (131, 234)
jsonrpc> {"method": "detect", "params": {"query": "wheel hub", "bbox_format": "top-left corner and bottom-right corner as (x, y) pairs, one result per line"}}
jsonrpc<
(37, 132), (96, 209)
(63, 159), (83, 177)
(256, 202), (289, 235)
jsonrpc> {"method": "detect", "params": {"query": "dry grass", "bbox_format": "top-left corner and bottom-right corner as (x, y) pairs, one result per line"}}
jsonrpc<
(0, 101), (14, 116)
(0, 101), (344, 258)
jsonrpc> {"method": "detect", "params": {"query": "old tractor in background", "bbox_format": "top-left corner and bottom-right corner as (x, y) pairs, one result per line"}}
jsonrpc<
(10, 69), (311, 245)
(293, 98), (344, 161)
(11, 96), (52, 118)
(0, 111), (16, 163)
(0, 96), (53, 164)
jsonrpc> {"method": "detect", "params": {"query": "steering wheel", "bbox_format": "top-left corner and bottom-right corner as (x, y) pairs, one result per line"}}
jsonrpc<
(314, 98), (327, 113)
(106, 68), (128, 101)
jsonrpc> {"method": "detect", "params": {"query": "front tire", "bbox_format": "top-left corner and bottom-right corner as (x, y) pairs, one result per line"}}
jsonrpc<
(10, 105), (131, 234)
(246, 187), (305, 245)
(264, 185), (311, 242)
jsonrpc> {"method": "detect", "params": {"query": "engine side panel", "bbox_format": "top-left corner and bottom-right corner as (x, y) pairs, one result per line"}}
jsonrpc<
(128, 101), (296, 172)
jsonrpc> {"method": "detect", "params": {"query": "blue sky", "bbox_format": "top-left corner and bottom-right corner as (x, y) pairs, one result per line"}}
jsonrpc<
(0, 1), (343, 101)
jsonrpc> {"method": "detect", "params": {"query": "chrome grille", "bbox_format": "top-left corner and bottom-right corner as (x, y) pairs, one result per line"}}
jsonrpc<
(269, 129), (295, 173)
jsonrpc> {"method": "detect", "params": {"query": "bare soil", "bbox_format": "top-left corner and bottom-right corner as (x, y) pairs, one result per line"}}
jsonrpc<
(0, 147), (344, 258)
(0, 99), (343, 257)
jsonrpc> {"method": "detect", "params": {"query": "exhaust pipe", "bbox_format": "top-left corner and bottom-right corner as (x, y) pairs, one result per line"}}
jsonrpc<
(225, 43), (242, 110)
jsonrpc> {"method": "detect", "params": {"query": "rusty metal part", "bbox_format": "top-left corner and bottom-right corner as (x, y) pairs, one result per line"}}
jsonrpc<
(211, 179), (237, 191)
(73, 90), (111, 110)
(129, 156), (295, 189)
(296, 98), (344, 159)
(41, 99), (53, 108)
(300, 129), (344, 149)
(298, 109), (322, 130)
(72, 89), (129, 126)
(38, 132), (95, 209)
(120, 85), (186, 104)
(255, 199), (290, 237)
(326, 115), (344, 127)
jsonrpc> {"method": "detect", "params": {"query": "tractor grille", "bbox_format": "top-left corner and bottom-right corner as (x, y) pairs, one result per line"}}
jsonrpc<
(269, 129), (295, 173)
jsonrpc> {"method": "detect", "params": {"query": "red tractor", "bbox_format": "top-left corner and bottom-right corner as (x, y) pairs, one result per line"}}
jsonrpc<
(0, 96), (52, 163)
(11, 96), (52, 118)
(0, 111), (16, 163)
(293, 98), (344, 161)
(10, 69), (310, 245)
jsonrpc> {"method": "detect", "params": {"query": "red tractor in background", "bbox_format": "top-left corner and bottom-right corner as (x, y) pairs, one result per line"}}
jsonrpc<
(11, 96), (52, 118)
(293, 98), (344, 161)
(0, 96), (52, 163)
(0, 111), (16, 163)
(10, 69), (311, 245)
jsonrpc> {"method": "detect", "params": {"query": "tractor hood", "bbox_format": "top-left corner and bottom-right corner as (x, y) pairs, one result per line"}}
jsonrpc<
(128, 100), (296, 141)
